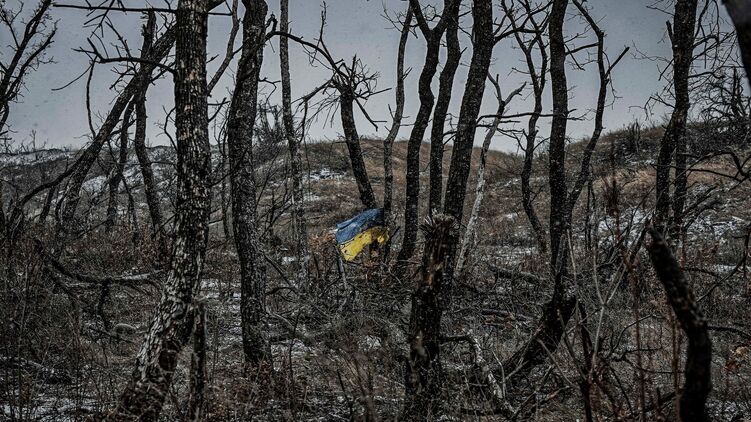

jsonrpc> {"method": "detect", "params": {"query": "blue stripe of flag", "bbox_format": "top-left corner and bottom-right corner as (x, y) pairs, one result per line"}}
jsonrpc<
(335, 208), (385, 244)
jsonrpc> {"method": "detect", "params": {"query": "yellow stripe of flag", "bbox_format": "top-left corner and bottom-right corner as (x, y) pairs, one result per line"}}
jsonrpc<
(338, 226), (389, 262)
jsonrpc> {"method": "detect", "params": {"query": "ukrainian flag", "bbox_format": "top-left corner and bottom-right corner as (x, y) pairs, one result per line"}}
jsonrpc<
(335, 208), (389, 261)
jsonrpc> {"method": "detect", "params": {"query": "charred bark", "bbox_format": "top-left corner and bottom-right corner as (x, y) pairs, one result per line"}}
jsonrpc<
(109, 0), (212, 418)
(227, 0), (271, 368)
(397, 0), (459, 263)
(340, 90), (378, 209)
(647, 228), (712, 422)
(403, 215), (455, 420)
(39, 182), (56, 223)
(501, 272), (576, 385)
(105, 102), (133, 232)
(428, 5), (461, 216)
(441, 0), (494, 287)
(384, 6), (413, 231)
(188, 303), (207, 422)
(508, 0), (549, 254)
(55, 24), (177, 246)
(725, 1), (751, 84)
(132, 12), (166, 255)
(655, 0), (697, 237)
(547, 0), (569, 271)
(279, 0), (309, 282)
(442, 0), (494, 223)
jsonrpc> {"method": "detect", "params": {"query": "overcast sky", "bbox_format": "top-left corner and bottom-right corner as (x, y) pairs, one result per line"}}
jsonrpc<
(4, 0), (729, 152)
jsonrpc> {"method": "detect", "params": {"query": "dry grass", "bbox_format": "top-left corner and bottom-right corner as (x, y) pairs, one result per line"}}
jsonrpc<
(3, 126), (751, 420)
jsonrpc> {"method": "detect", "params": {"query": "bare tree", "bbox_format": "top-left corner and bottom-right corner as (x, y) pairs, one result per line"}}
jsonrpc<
(227, 0), (271, 369)
(397, 0), (460, 263)
(455, 75), (523, 277)
(428, 1), (462, 216)
(55, 21), (179, 248)
(506, 0), (549, 254)
(400, 1), (494, 416)
(0, 0), (56, 140)
(725, 0), (751, 82)
(132, 12), (167, 256)
(442, 0), (494, 271)
(499, 0), (628, 386)
(383, 5), (413, 232)
(547, 0), (570, 271)
(654, 0), (698, 238)
(403, 214), (455, 420)
(109, 0), (212, 417)
(567, 0), (629, 220)
(279, 0), (309, 283)
(647, 228), (712, 422)
(335, 59), (380, 210)
(270, 10), (386, 211)
(104, 102), (133, 232)
(277, 13), (381, 209)
(441, 0), (539, 240)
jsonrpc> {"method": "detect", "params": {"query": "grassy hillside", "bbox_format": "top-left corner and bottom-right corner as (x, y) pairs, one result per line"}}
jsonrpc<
(2, 126), (751, 420)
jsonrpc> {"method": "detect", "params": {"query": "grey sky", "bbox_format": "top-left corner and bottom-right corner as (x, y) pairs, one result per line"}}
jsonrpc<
(5, 0), (712, 152)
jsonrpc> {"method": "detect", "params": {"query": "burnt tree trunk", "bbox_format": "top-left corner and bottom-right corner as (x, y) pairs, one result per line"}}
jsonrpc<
(510, 3), (548, 254)
(384, 5), (413, 232)
(567, 0), (628, 222)
(442, 0), (494, 284)
(725, 1), (751, 84)
(397, 0), (459, 263)
(133, 91), (165, 254)
(670, 0), (698, 243)
(647, 228), (712, 422)
(55, 23), (178, 247)
(655, 0), (697, 237)
(339, 89), (378, 209)
(279, 0), (309, 283)
(428, 5), (461, 216)
(227, 0), (271, 369)
(502, 272), (576, 384)
(188, 303), (207, 422)
(520, 90), (548, 254)
(109, 0), (212, 418)
(39, 182), (56, 223)
(55, 2), (223, 249)
(442, 0), (494, 223)
(497, 0), (578, 386)
(548, 0), (569, 271)
(132, 12), (166, 256)
(105, 102), (133, 232)
(403, 215), (455, 420)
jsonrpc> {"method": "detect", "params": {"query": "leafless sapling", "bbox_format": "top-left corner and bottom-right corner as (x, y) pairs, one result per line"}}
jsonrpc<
(279, 0), (310, 284)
